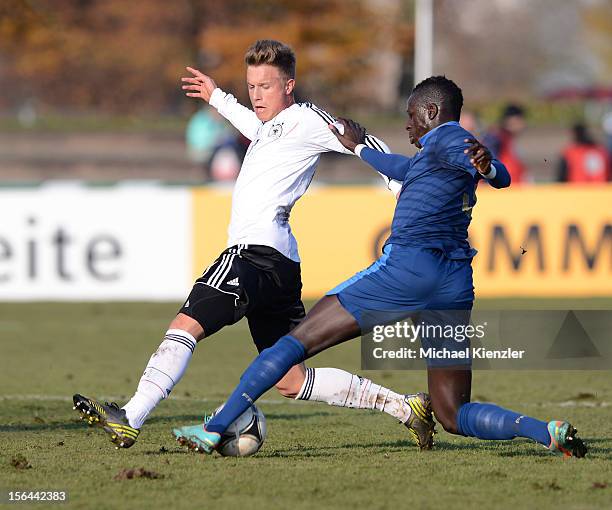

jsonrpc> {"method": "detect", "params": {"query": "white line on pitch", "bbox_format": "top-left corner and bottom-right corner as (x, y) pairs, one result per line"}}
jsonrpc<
(0, 394), (608, 408)
(0, 394), (298, 405)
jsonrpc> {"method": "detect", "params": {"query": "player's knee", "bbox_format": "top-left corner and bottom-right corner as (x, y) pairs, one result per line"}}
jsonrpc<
(275, 381), (299, 399)
(274, 367), (305, 399)
(169, 313), (205, 341)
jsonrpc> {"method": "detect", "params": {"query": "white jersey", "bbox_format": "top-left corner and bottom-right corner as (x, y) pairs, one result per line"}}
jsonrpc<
(209, 88), (400, 262)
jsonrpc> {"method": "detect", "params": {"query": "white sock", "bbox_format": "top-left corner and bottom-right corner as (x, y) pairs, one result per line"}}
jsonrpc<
(296, 367), (412, 423)
(122, 329), (196, 429)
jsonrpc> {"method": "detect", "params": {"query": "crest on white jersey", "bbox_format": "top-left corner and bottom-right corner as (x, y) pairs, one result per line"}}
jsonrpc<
(269, 123), (283, 138)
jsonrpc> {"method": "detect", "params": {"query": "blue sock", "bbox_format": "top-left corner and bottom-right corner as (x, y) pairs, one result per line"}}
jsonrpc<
(457, 403), (550, 446)
(205, 335), (306, 434)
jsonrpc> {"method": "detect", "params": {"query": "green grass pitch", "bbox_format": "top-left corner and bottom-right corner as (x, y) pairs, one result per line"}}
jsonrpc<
(1, 301), (611, 509)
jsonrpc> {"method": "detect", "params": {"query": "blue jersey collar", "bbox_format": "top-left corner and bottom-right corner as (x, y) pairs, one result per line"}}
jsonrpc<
(419, 121), (461, 147)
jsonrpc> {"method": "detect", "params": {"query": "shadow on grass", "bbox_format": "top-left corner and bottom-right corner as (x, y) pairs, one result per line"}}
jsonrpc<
(257, 439), (414, 458)
(143, 448), (193, 456)
(433, 438), (544, 453)
(0, 411), (335, 433)
(257, 437), (612, 459)
(255, 412), (334, 421)
(0, 421), (85, 432)
(146, 411), (334, 426)
(575, 437), (612, 459)
(436, 438), (612, 458)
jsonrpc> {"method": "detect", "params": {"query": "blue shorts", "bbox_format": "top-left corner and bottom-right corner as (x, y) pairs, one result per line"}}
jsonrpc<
(328, 244), (474, 367)
(327, 244), (474, 329)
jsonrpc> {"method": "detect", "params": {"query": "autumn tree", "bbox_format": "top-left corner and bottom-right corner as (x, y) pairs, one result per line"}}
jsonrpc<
(0, 0), (410, 114)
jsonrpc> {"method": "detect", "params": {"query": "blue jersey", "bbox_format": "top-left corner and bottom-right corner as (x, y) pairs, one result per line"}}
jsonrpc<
(360, 121), (511, 259)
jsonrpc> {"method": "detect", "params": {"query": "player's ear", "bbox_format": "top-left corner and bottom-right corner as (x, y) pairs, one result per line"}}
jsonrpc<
(285, 78), (295, 95)
(427, 103), (439, 120)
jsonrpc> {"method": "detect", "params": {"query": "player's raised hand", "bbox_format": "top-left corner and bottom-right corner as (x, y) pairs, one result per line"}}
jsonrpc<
(329, 118), (366, 152)
(464, 138), (493, 176)
(181, 67), (217, 103)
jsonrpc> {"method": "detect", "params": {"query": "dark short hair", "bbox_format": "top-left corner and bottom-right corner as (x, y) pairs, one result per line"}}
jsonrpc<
(411, 76), (463, 119)
(572, 123), (594, 145)
(245, 40), (296, 79)
(501, 103), (525, 120)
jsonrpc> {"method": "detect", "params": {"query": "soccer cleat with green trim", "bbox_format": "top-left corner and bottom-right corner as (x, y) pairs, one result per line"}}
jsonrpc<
(173, 421), (220, 454)
(403, 392), (436, 450)
(547, 420), (587, 458)
(72, 393), (139, 449)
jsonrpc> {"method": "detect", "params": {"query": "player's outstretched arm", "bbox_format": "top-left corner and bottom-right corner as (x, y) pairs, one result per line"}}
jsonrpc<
(181, 66), (261, 141)
(330, 119), (411, 182)
(301, 105), (402, 194)
(464, 138), (511, 188)
(347, 130), (403, 196)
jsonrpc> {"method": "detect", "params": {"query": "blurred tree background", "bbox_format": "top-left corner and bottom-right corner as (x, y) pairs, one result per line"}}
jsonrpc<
(1, 0), (205, 114)
(0, 0), (610, 120)
(0, 0), (412, 115)
(0, 0), (610, 183)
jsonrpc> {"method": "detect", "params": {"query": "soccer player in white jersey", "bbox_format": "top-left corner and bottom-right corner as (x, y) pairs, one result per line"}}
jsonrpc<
(72, 40), (435, 450)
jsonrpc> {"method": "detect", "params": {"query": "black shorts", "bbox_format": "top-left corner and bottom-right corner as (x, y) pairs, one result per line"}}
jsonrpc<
(179, 244), (306, 352)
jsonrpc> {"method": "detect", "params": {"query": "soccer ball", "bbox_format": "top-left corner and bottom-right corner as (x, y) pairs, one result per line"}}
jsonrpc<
(213, 404), (267, 457)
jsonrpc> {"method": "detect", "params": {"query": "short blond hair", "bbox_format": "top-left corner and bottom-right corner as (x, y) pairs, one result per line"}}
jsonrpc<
(244, 39), (296, 79)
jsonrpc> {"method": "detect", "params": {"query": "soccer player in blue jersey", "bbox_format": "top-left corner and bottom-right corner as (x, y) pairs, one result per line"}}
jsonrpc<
(73, 40), (436, 451)
(174, 76), (587, 458)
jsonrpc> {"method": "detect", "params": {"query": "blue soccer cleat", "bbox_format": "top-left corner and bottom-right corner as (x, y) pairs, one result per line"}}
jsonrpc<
(547, 420), (587, 458)
(173, 422), (220, 454)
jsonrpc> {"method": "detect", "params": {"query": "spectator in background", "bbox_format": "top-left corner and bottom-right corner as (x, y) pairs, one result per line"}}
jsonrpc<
(207, 133), (250, 182)
(186, 107), (228, 163)
(558, 123), (610, 183)
(484, 104), (528, 184)
(602, 110), (612, 158)
(186, 107), (247, 181)
(459, 109), (481, 137)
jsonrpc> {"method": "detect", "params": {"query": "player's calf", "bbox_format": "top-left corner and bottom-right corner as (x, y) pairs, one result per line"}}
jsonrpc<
(431, 405), (461, 435)
(295, 367), (435, 449)
(456, 402), (588, 458)
(274, 364), (307, 399)
(427, 366), (471, 435)
(121, 328), (198, 430)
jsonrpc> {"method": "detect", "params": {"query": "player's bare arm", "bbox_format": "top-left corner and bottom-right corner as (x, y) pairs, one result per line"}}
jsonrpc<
(464, 138), (493, 175)
(329, 118), (366, 152)
(181, 66), (217, 102)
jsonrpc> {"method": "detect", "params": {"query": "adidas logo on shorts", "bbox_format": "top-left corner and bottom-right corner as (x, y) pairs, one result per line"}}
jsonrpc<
(226, 277), (240, 286)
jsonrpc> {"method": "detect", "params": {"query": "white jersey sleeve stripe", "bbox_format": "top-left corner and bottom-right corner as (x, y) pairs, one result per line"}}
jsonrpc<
(309, 103), (388, 154)
(309, 105), (335, 126)
(310, 104), (336, 124)
(365, 135), (385, 153)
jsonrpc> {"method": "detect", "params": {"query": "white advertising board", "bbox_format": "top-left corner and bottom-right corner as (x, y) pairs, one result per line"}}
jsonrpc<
(0, 186), (192, 300)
